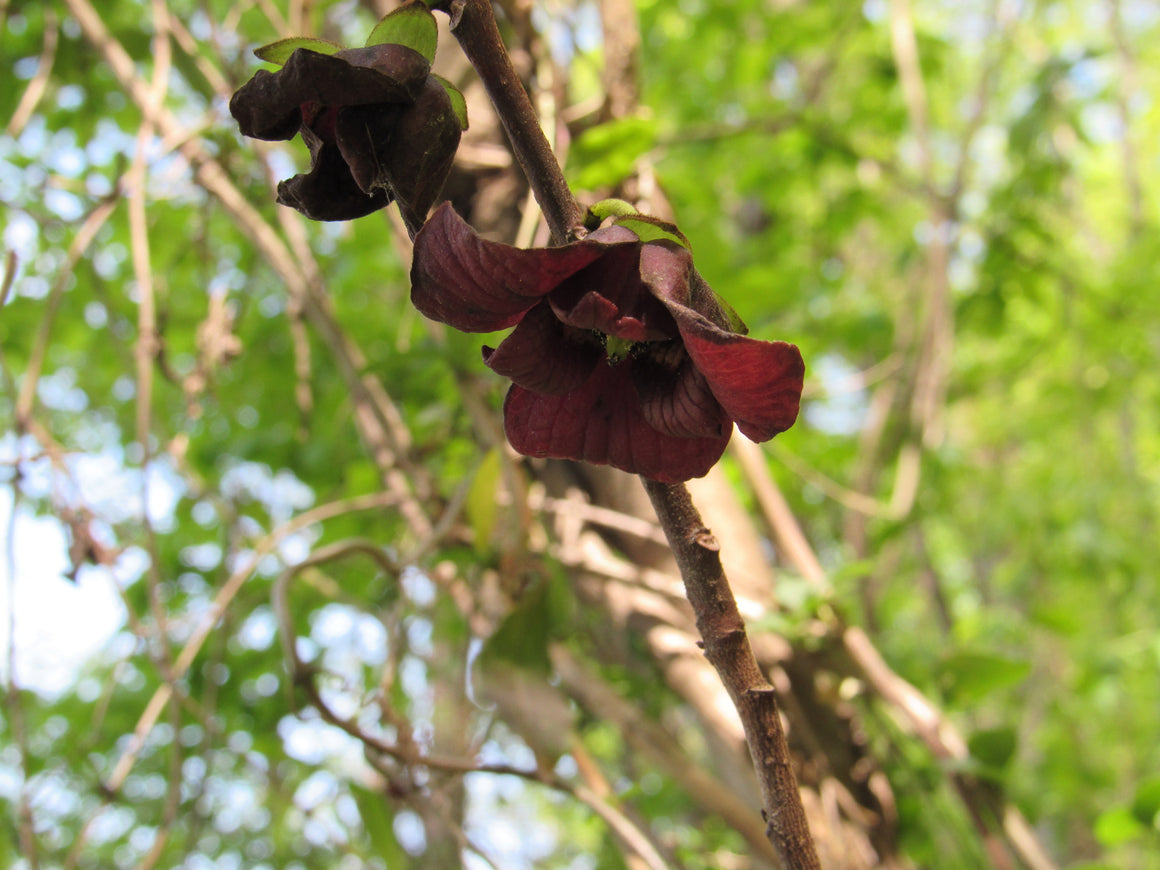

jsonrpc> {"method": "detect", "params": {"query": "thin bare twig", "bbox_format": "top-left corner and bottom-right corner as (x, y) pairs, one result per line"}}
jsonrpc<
(102, 492), (402, 794)
(6, 10), (58, 138)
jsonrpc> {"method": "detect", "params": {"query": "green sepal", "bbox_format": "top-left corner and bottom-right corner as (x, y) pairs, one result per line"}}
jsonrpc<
(254, 37), (343, 66)
(713, 291), (748, 335)
(432, 74), (469, 130)
(365, 1), (438, 63)
(614, 214), (692, 251)
(586, 198), (638, 229)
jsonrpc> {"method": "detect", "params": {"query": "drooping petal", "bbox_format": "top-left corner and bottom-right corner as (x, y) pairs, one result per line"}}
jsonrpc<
(276, 130), (391, 220)
(368, 77), (463, 236)
(633, 350), (732, 439)
(410, 203), (618, 332)
(230, 45), (429, 141)
(482, 301), (601, 395)
(639, 243), (740, 333)
(666, 303), (804, 442)
(502, 360), (731, 482)
(334, 103), (403, 195)
(548, 236), (677, 342)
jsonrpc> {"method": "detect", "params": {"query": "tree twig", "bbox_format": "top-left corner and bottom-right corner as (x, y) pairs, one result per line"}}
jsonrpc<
(437, 0), (586, 244)
(642, 479), (821, 870)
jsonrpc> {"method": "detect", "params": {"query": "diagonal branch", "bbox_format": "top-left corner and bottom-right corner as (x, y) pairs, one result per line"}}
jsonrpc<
(643, 478), (821, 870)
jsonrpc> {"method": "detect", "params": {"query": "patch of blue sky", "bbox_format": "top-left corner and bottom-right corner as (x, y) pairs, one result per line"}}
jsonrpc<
(804, 354), (870, 437)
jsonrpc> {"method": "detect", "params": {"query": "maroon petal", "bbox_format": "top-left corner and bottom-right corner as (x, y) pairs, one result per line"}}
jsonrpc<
(502, 361), (731, 482)
(276, 137), (391, 221)
(633, 351), (732, 439)
(548, 239), (677, 342)
(641, 245), (739, 333)
(367, 77), (463, 236)
(667, 304), (804, 442)
(410, 203), (617, 332)
(482, 301), (600, 395)
(334, 103), (403, 195)
(230, 45), (429, 141)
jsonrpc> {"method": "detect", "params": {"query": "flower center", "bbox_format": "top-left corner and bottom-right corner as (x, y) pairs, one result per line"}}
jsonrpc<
(604, 335), (636, 364)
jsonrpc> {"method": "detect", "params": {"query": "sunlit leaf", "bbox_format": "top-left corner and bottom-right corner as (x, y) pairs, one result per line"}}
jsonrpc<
(254, 37), (343, 65)
(365, 0), (438, 62)
(432, 74), (469, 131)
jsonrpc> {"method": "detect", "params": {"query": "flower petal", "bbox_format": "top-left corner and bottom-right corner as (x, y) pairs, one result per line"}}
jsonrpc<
(633, 351), (732, 439)
(502, 361), (731, 482)
(230, 45), (429, 141)
(667, 304), (804, 442)
(276, 136), (391, 221)
(640, 244), (740, 333)
(410, 203), (618, 332)
(334, 103), (403, 194)
(548, 237), (677, 342)
(482, 301), (600, 395)
(365, 77), (463, 236)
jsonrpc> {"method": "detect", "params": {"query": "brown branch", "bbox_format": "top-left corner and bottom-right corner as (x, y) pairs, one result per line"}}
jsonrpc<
(642, 479), (821, 870)
(438, 0), (586, 244)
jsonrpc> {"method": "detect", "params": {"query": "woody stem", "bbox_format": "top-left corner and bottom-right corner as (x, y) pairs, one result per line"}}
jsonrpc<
(438, 0), (586, 244)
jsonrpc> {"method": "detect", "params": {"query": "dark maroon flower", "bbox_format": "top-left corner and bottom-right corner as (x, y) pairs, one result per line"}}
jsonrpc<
(411, 203), (804, 482)
(230, 41), (462, 231)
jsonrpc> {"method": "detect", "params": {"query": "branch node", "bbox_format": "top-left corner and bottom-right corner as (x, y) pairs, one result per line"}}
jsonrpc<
(692, 528), (720, 551)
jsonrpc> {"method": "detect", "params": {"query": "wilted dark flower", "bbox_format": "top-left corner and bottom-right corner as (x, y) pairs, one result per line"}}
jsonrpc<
(411, 203), (804, 482)
(230, 17), (463, 231)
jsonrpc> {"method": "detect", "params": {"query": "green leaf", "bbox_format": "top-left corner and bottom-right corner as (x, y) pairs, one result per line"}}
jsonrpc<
(477, 575), (568, 675)
(254, 37), (343, 66)
(352, 787), (406, 863)
(365, 1), (438, 63)
(465, 448), (502, 552)
(614, 215), (691, 250)
(432, 74), (469, 131)
(568, 114), (657, 190)
(1094, 806), (1146, 847)
(967, 726), (1017, 775)
(1131, 776), (1160, 828)
(587, 198), (639, 223)
(939, 651), (1031, 705)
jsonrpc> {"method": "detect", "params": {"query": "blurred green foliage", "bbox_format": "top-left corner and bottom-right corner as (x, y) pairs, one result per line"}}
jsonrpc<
(2, 0), (1158, 868)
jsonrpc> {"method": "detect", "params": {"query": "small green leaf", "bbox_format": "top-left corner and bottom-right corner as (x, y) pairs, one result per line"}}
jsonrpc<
(432, 74), (469, 131)
(614, 215), (691, 250)
(967, 726), (1017, 776)
(365, 1), (438, 63)
(352, 787), (406, 864)
(1094, 806), (1145, 847)
(465, 448), (502, 552)
(477, 577), (564, 675)
(254, 37), (343, 66)
(939, 650), (1031, 705)
(1131, 776), (1160, 828)
(587, 198), (638, 223)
